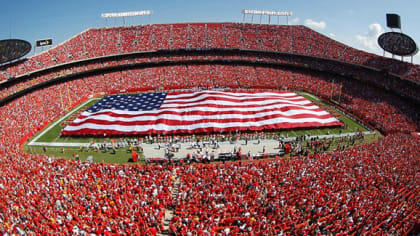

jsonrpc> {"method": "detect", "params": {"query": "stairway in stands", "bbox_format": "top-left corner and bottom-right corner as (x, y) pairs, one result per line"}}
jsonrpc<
(159, 172), (181, 235)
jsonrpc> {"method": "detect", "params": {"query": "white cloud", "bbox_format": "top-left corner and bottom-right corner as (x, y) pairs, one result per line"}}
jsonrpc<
(413, 54), (420, 65)
(352, 23), (420, 65)
(289, 17), (300, 25)
(355, 23), (384, 51)
(304, 19), (326, 30)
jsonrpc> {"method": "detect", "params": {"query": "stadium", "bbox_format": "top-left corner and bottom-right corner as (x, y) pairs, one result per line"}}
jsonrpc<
(0, 4), (419, 235)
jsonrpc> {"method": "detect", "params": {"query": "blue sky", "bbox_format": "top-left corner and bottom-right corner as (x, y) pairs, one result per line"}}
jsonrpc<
(0, 0), (419, 63)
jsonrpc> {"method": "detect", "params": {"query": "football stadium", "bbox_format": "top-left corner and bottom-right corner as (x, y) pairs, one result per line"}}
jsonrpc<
(0, 1), (419, 235)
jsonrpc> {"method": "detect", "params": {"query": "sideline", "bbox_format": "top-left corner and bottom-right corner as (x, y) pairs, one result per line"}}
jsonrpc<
(29, 131), (375, 151)
(300, 92), (320, 101)
(28, 98), (100, 145)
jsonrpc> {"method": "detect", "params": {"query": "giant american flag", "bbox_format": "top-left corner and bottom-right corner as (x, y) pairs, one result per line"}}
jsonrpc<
(61, 90), (342, 136)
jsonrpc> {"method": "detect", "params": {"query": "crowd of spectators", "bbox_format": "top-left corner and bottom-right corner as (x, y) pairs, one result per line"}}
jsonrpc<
(0, 23), (419, 235)
(0, 149), (174, 234)
(169, 134), (419, 235)
(0, 69), (418, 234)
(1, 22), (419, 105)
(2, 53), (419, 104)
(1, 23), (418, 83)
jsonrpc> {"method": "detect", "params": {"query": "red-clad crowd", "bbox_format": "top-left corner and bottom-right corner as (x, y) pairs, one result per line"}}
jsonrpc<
(1, 23), (418, 83)
(0, 81), (176, 234)
(170, 134), (420, 235)
(0, 149), (174, 234)
(0, 22), (419, 235)
(0, 66), (418, 234)
(1, 23), (419, 104)
(2, 54), (419, 104)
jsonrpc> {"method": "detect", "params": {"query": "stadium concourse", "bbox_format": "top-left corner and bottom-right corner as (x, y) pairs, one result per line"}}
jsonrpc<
(0, 23), (419, 235)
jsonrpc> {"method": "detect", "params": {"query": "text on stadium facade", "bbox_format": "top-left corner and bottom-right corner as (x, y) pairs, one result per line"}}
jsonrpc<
(101, 10), (153, 18)
(242, 9), (292, 16)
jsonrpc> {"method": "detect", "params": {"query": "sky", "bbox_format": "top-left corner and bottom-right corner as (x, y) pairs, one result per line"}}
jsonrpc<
(0, 0), (419, 64)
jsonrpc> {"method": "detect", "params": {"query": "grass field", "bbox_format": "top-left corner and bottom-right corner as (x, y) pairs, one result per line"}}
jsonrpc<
(34, 99), (101, 143)
(24, 91), (377, 163)
(26, 146), (145, 164)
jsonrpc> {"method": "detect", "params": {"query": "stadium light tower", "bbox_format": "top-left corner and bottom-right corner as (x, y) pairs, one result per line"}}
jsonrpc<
(101, 10), (153, 27)
(242, 9), (292, 25)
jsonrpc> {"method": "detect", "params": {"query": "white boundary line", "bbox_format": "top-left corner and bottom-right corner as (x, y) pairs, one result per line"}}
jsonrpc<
(28, 98), (100, 146)
(300, 92), (320, 101)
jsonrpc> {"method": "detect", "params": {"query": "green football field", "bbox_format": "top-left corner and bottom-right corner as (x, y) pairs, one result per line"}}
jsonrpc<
(24, 91), (378, 163)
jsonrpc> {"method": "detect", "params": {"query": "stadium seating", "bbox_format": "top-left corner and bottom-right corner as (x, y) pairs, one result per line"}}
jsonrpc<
(0, 23), (419, 235)
(1, 23), (418, 82)
(170, 134), (419, 235)
(0, 151), (173, 234)
(1, 23), (419, 107)
(2, 52), (419, 103)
